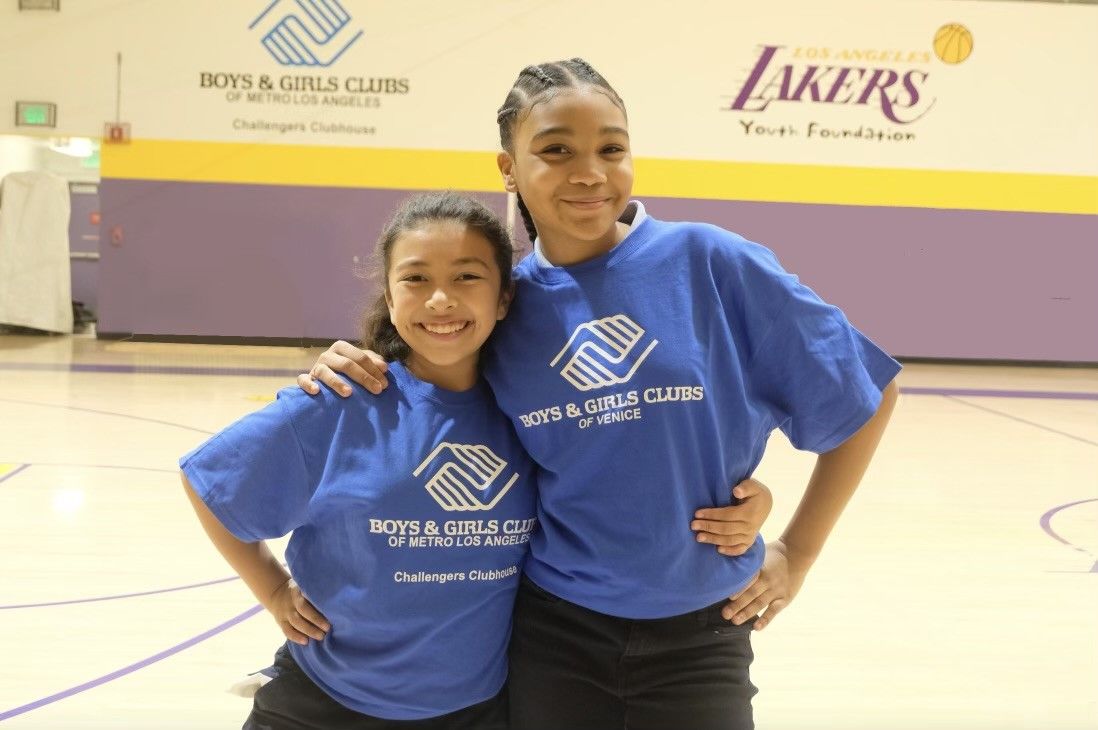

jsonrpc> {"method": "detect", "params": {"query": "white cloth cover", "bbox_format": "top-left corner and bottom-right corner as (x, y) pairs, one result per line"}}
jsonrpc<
(0, 171), (73, 333)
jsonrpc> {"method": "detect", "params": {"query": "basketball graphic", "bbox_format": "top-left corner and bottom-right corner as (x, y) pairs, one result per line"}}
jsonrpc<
(934, 23), (973, 64)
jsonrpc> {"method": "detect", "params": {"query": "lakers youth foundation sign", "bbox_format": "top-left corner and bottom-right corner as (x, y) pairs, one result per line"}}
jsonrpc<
(724, 23), (974, 146)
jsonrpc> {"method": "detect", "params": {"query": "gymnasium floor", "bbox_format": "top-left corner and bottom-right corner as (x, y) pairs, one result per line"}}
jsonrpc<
(1, 331), (1095, 729)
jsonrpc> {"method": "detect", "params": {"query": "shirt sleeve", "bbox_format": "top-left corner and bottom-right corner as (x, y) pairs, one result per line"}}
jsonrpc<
(722, 237), (901, 453)
(179, 387), (338, 541)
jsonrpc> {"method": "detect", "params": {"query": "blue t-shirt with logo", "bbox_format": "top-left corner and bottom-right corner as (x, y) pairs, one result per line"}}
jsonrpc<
(180, 362), (536, 720)
(484, 212), (901, 619)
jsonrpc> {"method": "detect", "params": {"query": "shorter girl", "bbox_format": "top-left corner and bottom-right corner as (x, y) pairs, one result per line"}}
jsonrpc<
(180, 192), (534, 729)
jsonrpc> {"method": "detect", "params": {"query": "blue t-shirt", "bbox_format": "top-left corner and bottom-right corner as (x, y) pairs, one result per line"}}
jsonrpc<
(484, 212), (901, 619)
(180, 362), (536, 720)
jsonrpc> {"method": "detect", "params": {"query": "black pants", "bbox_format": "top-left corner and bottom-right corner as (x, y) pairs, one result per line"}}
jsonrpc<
(508, 577), (757, 730)
(243, 644), (508, 730)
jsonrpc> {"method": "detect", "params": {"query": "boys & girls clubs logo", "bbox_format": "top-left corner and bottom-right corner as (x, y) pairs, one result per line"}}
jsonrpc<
(414, 443), (520, 513)
(250, 0), (364, 68)
(552, 315), (658, 392)
(196, 0), (410, 137)
(725, 23), (974, 144)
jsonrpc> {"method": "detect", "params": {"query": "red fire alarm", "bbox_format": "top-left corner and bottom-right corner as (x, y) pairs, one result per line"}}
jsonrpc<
(103, 122), (131, 143)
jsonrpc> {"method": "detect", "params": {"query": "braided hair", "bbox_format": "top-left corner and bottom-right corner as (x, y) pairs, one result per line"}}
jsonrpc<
(496, 58), (627, 244)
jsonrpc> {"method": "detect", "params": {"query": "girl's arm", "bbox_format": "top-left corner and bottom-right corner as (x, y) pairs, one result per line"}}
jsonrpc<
(182, 473), (330, 644)
(299, 340), (389, 396)
(300, 341), (770, 552)
(723, 378), (899, 629)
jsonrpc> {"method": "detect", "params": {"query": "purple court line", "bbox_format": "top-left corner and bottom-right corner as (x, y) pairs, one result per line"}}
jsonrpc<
(0, 360), (1096, 399)
(1039, 498), (1098, 573)
(0, 361), (300, 377)
(0, 461), (228, 610)
(944, 395), (1098, 447)
(0, 604), (264, 721)
(0, 575), (242, 610)
(0, 462), (279, 610)
(1039, 498), (1098, 547)
(0, 397), (214, 435)
(1, 361), (1096, 400)
(902, 386), (1098, 401)
(0, 463), (30, 484)
(1, 462), (177, 475)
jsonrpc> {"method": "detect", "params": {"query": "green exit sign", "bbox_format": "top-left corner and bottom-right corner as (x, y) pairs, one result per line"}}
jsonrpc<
(15, 102), (57, 127)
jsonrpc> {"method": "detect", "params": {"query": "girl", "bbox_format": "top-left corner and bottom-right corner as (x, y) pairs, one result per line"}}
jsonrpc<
(180, 192), (535, 729)
(302, 59), (900, 730)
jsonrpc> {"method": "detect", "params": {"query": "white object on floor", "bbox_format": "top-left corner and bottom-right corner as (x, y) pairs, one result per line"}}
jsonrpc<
(227, 669), (275, 699)
(0, 171), (73, 333)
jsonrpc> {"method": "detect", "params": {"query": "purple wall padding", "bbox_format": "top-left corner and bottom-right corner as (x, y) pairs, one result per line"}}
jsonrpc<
(97, 179), (1097, 361)
(645, 198), (1098, 362)
(98, 180), (513, 340)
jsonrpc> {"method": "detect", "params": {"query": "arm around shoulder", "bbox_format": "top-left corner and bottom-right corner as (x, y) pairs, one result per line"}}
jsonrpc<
(298, 340), (390, 396)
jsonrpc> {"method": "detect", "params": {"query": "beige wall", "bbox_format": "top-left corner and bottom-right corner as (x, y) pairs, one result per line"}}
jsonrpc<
(1, 0), (1095, 177)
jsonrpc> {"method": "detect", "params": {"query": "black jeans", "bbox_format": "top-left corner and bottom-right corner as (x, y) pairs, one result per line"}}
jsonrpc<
(508, 577), (757, 730)
(243, 644), (508, 730)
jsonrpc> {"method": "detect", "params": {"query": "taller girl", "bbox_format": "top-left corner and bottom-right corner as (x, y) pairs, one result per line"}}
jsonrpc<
(492, 58), (899, 729)
(312, 58), (901, 729)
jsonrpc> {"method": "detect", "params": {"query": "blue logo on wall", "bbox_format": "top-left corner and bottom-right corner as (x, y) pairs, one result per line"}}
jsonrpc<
(249, 0), (364, 67)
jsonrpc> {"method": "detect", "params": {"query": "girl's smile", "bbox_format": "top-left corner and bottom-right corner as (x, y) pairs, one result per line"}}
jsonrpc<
(386, 220), (509, 391)
(498, 87), (634, 267)
(418, 320), (472, 337)
(560, 197), (613, 210)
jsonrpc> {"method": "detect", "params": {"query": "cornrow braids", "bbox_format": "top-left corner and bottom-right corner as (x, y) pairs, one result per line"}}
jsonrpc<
(515, 194), (538, 247)
(568, 57), (598, 77)
(519, 64), (555, 86)
(496, 58), (625, 152)
(495, 58), (627, 244)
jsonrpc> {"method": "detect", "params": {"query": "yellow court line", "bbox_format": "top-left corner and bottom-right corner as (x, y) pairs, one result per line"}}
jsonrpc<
(101, 139), (1098, 215)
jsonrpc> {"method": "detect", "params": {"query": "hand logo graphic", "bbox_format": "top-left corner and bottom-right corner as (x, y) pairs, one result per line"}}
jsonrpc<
(413, 443), (519, 512)
(550, 315), (658, 391)
(249, 0), (364, 67)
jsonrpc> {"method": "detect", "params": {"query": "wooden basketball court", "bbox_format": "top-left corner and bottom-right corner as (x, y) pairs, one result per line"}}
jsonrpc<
(1, 332), (1094, 728)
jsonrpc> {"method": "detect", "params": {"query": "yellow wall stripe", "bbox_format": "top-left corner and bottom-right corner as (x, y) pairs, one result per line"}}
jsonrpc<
(636, 159), (1097, 216)
(101, 139), (1098, 216)
(101, 139), (503, 193)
